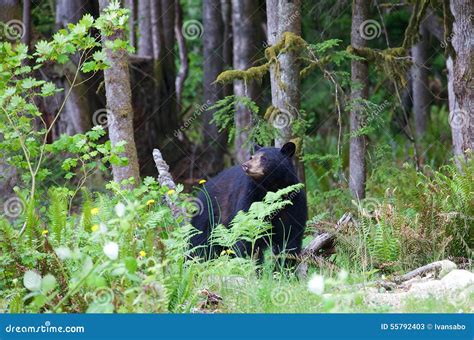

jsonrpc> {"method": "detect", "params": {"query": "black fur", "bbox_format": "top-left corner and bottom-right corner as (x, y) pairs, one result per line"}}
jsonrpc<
(190, 143), (307, 264)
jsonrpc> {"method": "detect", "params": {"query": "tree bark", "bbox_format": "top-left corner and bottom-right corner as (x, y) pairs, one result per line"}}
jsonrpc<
(221, 0), (233, 97)
(202, 0), (226, 175)
(128, 0), (185, 178)
(52, 0), (92, 138)
(21, 0), (31, 48)
(0, 0), (21, 204)
(411, 23), (429, 140)
(137, 0), (153, 57)
(232, 0), (263, 163)
(0, 0), (20, 24)
(266, 0), (301, 146)
(449, 0), (473, 165)
(266, 0), (305, 182)
(98, 0), (140, 187)
(174, 0), (188, 112)
(125, 0), (136, 50)
(349, 0), (369, 200)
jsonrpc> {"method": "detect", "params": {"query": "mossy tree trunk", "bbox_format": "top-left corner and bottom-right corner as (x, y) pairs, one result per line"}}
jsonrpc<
(349, 0), (369, 200)
(266, 0), (305, 182)
(232, 0), (263, 163)
(449, 0), (473, 165)
(420, 9), (471, 167)
(98, 0), (140, 187)
(202, 0), (227, 175)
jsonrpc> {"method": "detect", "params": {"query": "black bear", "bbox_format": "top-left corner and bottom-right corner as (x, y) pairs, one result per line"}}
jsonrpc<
(190, 142), (307, 264)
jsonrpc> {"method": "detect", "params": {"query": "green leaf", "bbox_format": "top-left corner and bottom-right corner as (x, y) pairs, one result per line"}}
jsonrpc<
(40, 82), (57, 97)
(93, 51), (107, 62)
(124, 257), (137, 274)
(57, 54), (69, 64)
(41, 274), (57, 293)
(81, 61), (97, 73)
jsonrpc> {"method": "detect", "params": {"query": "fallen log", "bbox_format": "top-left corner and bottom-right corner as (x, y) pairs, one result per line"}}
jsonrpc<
(297, 213), (356, 278)
(393, 260), (457, 284)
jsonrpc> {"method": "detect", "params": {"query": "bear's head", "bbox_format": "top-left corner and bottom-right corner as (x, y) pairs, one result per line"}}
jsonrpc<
(241, 142), (297, 187)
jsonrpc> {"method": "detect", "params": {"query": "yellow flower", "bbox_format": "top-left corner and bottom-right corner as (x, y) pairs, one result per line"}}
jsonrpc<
(91, 224), (99, 232)
(167, 189), (175, 195)
(220, 249), (235, 256)
(139, 250), (146, 257)
(198, 179), (207, 185)
(146, 199), (155, 206)
(41, 229), (49, 235)
(90, 207), (99, 215)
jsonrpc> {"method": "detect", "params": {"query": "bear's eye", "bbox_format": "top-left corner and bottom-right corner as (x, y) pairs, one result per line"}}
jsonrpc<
(261, 156), (267, 161)
(250, 156), (253, 160)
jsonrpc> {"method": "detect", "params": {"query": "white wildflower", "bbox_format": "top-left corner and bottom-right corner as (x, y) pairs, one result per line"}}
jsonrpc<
(114, 202), (126, 217)
(338, 269), (349, 281)
(103, 241), (119, 260)
(308, 274), (325, 295)
(55, 246), (71, 260)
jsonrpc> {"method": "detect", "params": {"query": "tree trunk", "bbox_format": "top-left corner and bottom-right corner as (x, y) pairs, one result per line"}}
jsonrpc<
(126, 0), (184, 178)
(0, 0), (20, 24)
(411, 23), (429, 141)
(0, 0), (21, 204)
(446, 56), (463, 162)
(202, 0), (226, 175)
(221, 0), (233, 97)
(449, 0), (473, 165)
(266, 0), (301, 146)
(125, 0), (136, 50)
(21, 0), (31, 48)
(174, 0), (188, 112)
(349, 0), (369, 200)
(266, 0), (305, 182)
(137, 0), (153, 57)
(232, 0), (263, 163)
(52, 0), (92, 138)
(98, 0), (140, 187)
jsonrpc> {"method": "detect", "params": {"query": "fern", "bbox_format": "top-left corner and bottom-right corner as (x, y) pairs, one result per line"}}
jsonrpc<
(210, 184), (304, 254)
(47, 187), (69, 244)
(81, 188), (93, 232)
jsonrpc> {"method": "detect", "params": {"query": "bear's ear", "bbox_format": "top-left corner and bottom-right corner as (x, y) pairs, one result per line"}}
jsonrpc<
(252, 144), (262, 153)
(280, 142), (295, 158)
